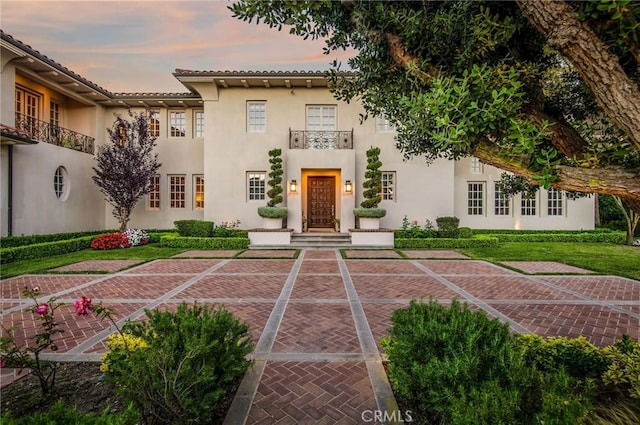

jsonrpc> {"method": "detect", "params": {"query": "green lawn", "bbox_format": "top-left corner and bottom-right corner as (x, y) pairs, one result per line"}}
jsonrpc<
(0, 245), (186, 279)
(462, 242), (640, 280)
(2, 241), (638, 281)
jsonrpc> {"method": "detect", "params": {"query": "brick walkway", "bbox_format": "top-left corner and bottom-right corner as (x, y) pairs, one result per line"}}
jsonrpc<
(1, 250), (638, 424)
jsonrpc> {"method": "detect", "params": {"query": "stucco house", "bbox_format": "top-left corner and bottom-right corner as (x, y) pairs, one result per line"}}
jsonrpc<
(0, 30), (594, 239)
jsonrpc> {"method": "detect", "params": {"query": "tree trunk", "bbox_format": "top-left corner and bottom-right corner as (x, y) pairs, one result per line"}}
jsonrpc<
(517, 0), (640, 149)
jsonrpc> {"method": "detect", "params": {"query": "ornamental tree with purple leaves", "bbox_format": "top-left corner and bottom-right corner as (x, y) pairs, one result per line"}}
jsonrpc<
(93, 110), (161, 232)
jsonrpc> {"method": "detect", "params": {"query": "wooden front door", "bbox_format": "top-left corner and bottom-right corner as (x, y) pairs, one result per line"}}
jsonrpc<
(307, 176), (335, 228)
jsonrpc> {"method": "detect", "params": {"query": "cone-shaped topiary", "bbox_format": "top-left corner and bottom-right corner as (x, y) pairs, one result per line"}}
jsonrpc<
(361, 146), (382, 209)
(266, 148), (284, 207)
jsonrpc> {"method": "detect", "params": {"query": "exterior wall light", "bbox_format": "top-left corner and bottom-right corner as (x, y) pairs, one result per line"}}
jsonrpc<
(345, 180), (352, 193)
(290, 179), (297, 193)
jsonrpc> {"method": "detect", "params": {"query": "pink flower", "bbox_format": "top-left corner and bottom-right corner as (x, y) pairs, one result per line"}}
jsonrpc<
(35, 304), (49, 315)
(32, 286), (41, 293)
(74, 296), (93, 316)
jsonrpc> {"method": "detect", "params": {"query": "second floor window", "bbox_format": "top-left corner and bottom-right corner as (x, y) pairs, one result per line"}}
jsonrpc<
(50, 101), (61, 128)
(247, 102), (266, 132)
(382, 171), (396, 201)
(149, 112), (160, 137)
(470, 157), (484, 174)
(169, 111), (186, 137)
(194, 110), (204, 138)
(376, 116), (395, 132)
(306, 106), (336, 131)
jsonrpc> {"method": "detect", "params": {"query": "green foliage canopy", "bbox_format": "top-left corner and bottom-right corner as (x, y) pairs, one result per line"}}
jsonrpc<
(231, 0), (640, 212)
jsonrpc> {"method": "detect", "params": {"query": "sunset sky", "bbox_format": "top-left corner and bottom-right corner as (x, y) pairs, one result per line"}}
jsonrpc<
(1, 0), (354, 93)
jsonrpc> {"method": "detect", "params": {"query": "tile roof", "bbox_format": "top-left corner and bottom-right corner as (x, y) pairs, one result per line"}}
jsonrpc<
(0, 124), (38, 144)
(1, 30), (113, 97)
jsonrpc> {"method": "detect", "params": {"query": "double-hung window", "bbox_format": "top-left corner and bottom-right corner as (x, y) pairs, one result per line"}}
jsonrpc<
(547, 188), (563, 216)
(494, 183), (510, 216)
(381, 171), (396, 201)
(194, 175), (205, 209)
(149, 111), (160, 137)
(169, 111), (186, 137)
(468, 182), (485, 215)
(521, 192), (537, 216)
(247, 102), (266, 132)
(247, 172), (266, 201)
(194, 110), (204, 138)
(169, 175), (186, 208)
(148, 174), (160, 210)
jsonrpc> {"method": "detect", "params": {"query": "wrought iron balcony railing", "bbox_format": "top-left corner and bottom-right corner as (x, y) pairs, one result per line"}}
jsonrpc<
(15, 113), (95, 154)
(289, 129), (353, 149)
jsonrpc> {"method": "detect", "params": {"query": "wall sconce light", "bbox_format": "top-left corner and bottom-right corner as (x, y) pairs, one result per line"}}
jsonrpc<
(345, 180), (352, 193)
(290, 179), (297, 193)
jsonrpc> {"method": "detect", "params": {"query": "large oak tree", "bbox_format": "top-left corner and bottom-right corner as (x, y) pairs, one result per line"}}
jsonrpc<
(231, 0), (640, 212)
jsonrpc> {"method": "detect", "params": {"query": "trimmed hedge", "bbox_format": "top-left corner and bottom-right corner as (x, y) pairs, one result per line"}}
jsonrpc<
(174, 220), (214, 237)
(0, 236), (94, 264)
(486, 232), (625, 244)
(472, 228), (615, 235)
(159, 235), (249, 250)
(257, 206), (288, 219)
(395, 236), (499, 249)
(0, 230), (112, 248)
(353, 207), (387, 218)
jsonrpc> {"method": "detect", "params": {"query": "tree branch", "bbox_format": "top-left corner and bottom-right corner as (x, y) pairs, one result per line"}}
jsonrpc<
(472, 139), (640, 203)
(517, 0), (640, 149)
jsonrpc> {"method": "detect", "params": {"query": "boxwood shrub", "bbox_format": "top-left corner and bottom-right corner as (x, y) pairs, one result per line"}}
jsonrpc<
(436, 216), (460, 238)
(486, 232), (625, 244)
(173, 220), (214, 237)
(0, 236), (94, 264)
(159, 235), (249, 250)
(0, 230), (112, 248)
(353, 207), (387, 218)
(395, 235), (499, 249)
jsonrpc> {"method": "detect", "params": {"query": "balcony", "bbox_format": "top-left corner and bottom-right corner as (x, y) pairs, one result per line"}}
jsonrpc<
(289, 129), (353, 149)
(15, 113), (94, 154)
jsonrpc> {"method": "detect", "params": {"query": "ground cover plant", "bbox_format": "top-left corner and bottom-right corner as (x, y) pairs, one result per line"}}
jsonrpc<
(383, 299), (640, 425)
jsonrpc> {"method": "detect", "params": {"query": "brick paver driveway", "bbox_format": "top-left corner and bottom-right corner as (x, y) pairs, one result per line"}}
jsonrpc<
(2, 249), (638, 424)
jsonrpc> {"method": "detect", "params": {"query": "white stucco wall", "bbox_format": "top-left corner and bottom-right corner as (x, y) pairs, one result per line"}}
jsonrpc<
(102, 107), (205, 231)
(11, 142), (105, 235)
(454, 158), (595, 230)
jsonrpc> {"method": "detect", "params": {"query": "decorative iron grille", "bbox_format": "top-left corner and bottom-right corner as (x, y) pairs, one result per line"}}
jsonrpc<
(15, 113), (94, 154)
(289, 129), (353, 149)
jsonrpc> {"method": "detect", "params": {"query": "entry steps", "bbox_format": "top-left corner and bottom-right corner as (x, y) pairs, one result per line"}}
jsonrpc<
(291, 232), (351, 247)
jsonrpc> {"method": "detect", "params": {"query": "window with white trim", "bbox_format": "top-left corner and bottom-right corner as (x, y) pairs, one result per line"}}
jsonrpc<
(494, 183), (510, 216)
(148, 174), (160, 210)
(193, 110), (204, 138)
(194, 175), (205, 209)
(247, 102), (266, 132)
(169, 111), (186, 137)
(53, 166), (68, 200)
(521, 191), (537, 216)
(149, 111), (160, 137)
(169, 175), (186, 208)
(306, 105), (336, 131)
(15, 86), (41, 135)
(470, 157), (484, 174)
(375, 116), (394, 132)
(547, 188), (563, 216)
(247, 172), (266, 201)
(381, 171), (396, 201)
(467, 182), (485, 215)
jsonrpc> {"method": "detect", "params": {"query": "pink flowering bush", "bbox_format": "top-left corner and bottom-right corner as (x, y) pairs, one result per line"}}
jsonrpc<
(0, 287), (65, 394)
(1, 288), (119, 396)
